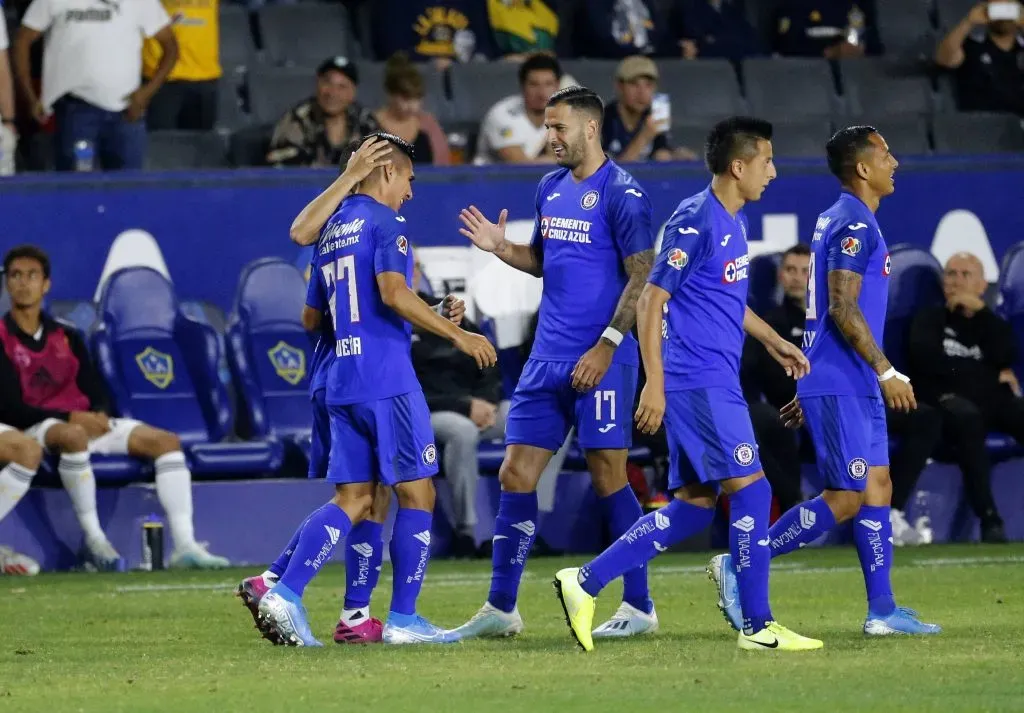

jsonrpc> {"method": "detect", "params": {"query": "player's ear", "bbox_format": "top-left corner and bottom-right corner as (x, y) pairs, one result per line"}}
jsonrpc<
(729, 157), (744, 181)
(854, 159), (869, 182)
(42, 277), (51, 298)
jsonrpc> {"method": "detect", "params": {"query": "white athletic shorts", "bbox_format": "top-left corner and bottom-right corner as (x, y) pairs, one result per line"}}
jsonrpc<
(3, 418), (144, 455)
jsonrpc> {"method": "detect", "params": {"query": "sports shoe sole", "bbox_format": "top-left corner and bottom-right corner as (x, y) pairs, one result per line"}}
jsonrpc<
(236, 582), (285, 645)
(552, 577), (588, 652)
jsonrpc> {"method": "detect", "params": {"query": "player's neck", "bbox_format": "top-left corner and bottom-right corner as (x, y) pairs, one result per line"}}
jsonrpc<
(356, 185), (390, 209)
(570, 148), (607, 181)
(710, 176), (745, 216)
(845, 186), (881, 213)
(10, 306), (42, 336)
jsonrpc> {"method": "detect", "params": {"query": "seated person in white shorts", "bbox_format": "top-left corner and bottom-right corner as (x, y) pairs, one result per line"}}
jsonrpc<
(0, 427), (44, 575)
(0, 245), (228, 571)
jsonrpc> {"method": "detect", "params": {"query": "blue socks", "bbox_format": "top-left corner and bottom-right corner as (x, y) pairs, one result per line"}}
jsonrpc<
(768, 494), (837, 558)
(728, 478), (773, 635)
(267, 514), (307, 578)
(277, 502), (351, 597)
(487, 491), (538, 613)
(853, 504), (895, 616)
(579, 497), (714, 598)
(344, 520), (384, 610)
(389, 508), (433, 616)
(599, 486), (653, 614)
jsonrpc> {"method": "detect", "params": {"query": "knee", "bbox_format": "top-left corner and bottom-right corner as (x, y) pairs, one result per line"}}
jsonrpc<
(8, 436), (43, 471)
(153, 430), (182, 456)
(333, 487), (374, 522)
(823, 489), (865, 522)
(586, 454), (627, 497)
(498, 458), (539, 493)
(52, 424), (89, 453)
(369, 484), (392, 521)
(395, 479), (435, 511)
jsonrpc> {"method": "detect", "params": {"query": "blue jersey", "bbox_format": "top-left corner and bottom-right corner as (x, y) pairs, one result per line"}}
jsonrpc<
(529, 159), (653, 367)
(798, 192), (891, 398)
(648, 186), (752, 392)
(308, 303), (335, 395)
(306, 194), (420, 406)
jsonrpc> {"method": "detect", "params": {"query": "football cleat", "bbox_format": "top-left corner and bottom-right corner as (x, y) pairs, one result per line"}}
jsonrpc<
(0, 545), (40, 576)
(382, 613), (459, 645)
(170, 543), (230, 569)
(257, 585), (323, 647)
(706, 553), (742, 631)
(592, 601), (659, 639)
(552, 567), (596, 652)
(449, 601), (524, 640)
(864, 607), (942, 636)
(738, 621), (823, 652)
(237, 575), (283, 644)
(334, 616), (384, 644)
(81, 538), (125, 572)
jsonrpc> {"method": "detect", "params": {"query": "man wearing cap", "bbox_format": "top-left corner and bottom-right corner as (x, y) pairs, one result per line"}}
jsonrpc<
(266, 56), (380, 168)
(601, 55), (695, 163)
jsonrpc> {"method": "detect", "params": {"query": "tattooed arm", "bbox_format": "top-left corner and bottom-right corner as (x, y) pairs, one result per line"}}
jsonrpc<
(827, 269), (891, 374)
(603, 249), (656, 345)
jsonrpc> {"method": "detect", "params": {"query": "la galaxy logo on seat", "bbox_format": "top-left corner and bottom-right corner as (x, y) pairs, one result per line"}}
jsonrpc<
(268, 341), (306, 386)
(135, 347), (174, 389)
(580, 190), (600, 210)
(667, 248), (688, 270)
(841, 236), (861, 257)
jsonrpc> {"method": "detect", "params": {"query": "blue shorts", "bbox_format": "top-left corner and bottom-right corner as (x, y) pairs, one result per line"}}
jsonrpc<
(664, 387), (762, 490)
(801, 395), (888, 492)
(505, 359), (637, 452)
(307, 389), (330, 480)
(327, 390), (439, 486)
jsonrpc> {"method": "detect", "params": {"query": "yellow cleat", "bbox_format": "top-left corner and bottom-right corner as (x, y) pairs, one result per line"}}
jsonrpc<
(553, 568), (596, 652)
(738, 621), (823, 652)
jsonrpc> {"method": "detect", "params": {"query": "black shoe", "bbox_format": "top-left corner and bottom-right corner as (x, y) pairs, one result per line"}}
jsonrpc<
(476, 539), (492, 559)
(981, 520), (1008, 544)
(451, 533), (478, 559)
(530, 536), (562, 557)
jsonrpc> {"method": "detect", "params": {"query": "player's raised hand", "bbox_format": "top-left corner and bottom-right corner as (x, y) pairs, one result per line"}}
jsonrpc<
(571, 342), (614, 392)
(458, 206), (507, 253)
(453, 329), (497, 370)
(344, 137), (393, 182)
(635, 383), (666, 435)
(881, 374), (917, 413)
(765, 338), (811, 379)
(443, 294), (466, 326)
(779, 397), (804, 429)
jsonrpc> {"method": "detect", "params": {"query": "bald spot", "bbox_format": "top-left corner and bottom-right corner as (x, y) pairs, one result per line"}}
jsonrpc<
(945, 252), (984, 275)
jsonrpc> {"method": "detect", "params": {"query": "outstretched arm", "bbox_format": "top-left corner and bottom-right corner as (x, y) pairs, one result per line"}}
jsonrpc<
(458, 206), (543, 277)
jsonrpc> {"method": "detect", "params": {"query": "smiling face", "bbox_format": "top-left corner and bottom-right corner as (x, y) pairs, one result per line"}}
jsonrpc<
(544, 101), (596, 169)
(861, 132), (899, 197)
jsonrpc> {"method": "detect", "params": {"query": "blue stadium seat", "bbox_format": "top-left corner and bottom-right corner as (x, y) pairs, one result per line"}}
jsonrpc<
(998, 241), (1024, 381)
(92, 267), (283, 475)
(747, 252), (783, 316)
(226, 258), (313, 455)
(49, 300), (98, 333)
(884, 243), (943, 372)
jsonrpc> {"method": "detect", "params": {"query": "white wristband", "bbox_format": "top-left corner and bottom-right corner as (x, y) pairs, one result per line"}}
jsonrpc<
(601, 327), (624, 347)
(878, 367), (910, 384)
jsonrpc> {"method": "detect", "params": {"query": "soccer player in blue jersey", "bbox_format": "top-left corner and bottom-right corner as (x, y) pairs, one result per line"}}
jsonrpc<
(255, 133), (497, 647)
(452, 86), (660, 641)
(710, 126), (941, 637)
(553, 117), (822, 652)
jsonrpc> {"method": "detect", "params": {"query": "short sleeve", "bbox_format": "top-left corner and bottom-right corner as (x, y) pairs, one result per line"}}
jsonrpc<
(607, 182), (654, 260)
(529, 173), (556, 253)
(373, 214), (411, 277)
(305, 256), (327, 311)
(648, 214), (711, 295)
(22, 0), (55, 33)
(825, 222), (877, 275)
(481, 104), (520, 151)
(139, 0), (171, 37)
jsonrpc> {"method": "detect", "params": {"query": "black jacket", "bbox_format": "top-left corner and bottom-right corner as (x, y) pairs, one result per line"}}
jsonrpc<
(741, 296), (804, 409)
(411, 294), (501, 416)
(907, 304), (1017, 406)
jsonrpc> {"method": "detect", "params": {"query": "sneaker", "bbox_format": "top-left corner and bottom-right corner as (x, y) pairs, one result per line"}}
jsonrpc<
(864, 606), (941, 636)
(738, 621), (823, 652)
(914, 515), (934, 545)
(257, 584), (323, 647)
(0, 545), (40, 576)
(382, 613), (459, 645)
(334, 617), (384, 644)
(552, 567), (596, 652)
(81, 538), (124, 572)
(236, 575), (283, 644)
(170, 543), (230, 569)
(706, 553), (742, 631)
(592, 602), (659, 639)
(449, 601), (524, 640)
(890, 509), (921, 547)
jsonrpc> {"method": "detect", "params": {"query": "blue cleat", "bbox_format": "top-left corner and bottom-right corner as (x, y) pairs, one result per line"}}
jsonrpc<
(257, 584), (323, 647)
(383, 612), (460, 645)
(864, 607), (942, 636)
(707, 553), (743, 631)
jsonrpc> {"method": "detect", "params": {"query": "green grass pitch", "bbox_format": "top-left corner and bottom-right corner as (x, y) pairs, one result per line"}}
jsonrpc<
(1, 544), (1022, 713)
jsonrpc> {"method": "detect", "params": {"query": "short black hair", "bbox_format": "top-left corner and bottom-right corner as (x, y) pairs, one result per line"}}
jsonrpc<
(3, 244), (50, 279)
(518, 53), (562, 85)
(546, 85), (604, 126)
(704, 116), (773, 175)
(826, 125), (878, 185)
(339, 132), (415, 174)
(783, 243), (811, 259)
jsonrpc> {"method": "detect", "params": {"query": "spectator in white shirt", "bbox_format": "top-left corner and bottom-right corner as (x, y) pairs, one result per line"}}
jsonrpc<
(13, 0), (178, 171)
(0, 14), (16, 174)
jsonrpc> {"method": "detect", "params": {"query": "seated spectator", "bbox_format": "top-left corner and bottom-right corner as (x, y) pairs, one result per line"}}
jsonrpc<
(410, 257), (504, 558)
(561, 0), (663, 59)
(371, 0), (497, 68)
(602, 55), (697, 163)
(0, 427), (42, 574)
(143, 0), (221, 131)
(0, 245), (229, 570)
(0, 15), (16, 175)
(772, 0), (881, 59)
(266, 56), (379, 168)
(373, 53), (450, 165)
(474, 53), (561, 165)
(935, 1), (1024, 116)
(486, 0), (558, 60)
(13, 0), (178, 171)
(907, 251), (1020, 543)
(673, 0), (763, 61)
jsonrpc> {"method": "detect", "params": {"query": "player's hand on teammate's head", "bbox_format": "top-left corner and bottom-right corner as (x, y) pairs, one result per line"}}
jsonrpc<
(766, 338), (811, 380)
(881, 377), (917, 413)
(454, 330), (497, 370)
(635, 383), (666, 435)
(443, 295), (466, 326)
(458, 206), (508, 253)
(779, 397), (804, 429)
(345, 137), (393, 182)
(570, 342), (614, 392)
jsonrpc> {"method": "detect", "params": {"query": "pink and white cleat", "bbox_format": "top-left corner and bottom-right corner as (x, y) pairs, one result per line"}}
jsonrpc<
(334, 616), (384, 644)
(236, 575), (284, 644)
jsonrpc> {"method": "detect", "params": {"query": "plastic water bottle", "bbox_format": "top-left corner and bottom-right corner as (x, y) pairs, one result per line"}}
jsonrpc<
(73, 139), (95, 172)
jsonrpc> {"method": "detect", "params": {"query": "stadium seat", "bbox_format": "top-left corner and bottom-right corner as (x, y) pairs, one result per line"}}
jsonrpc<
(860, 115), (931, 155)
(657, 59), (746, 121)
(219, 5), (255, 70)
(747, 252), (783, 317)
(935, 0), (976, 29)
(356, 62), (447, 119)
(92, 267), (283, 475)
(228, 124), (273, 167)
(256, 4), (353, 67)
(448, 62), (520, 125)
(145, 131), (229, 171)
(998, 242), (1024, 379)
(559, 60), (619, 104)
(742, 58), (841, 121)
(933, 113), (1024, 155)
(49, 300), (97, 333)
(770, 119), (834, 158)
(839, 58), (936, 117)
(874, 0), (937, 62)
(226, 258), (314, 452)
(247, 67), (315, 125)
(215, 71), (249, 131)
(884, 243), (944, 372)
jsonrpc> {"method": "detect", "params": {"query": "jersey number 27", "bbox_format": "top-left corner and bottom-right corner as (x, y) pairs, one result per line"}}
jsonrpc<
(320, 256), (361, 327)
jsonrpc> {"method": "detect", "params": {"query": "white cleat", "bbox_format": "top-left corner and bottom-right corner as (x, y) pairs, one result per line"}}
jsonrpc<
(169, 542), (231, 569)
(592, 602), (659, 639)
(914, 515), (934, 545)
(890, 509), (921, 547)
(449, 601), (524, 640)
(0, 545), (40, 576)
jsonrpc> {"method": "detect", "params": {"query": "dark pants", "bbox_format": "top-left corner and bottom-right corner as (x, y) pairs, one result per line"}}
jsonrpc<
(934, 392), (1024, 523)
(749, 400), (803, 513)
(146, 80), (219, 131)
(53, 94), (146, 171)
(887, 402), (943, 512)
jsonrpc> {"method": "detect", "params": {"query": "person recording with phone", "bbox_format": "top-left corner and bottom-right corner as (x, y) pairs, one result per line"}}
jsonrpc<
(935, 0), (1024, 116)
